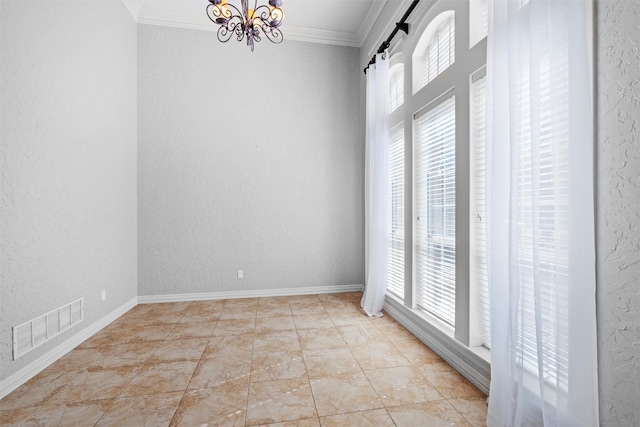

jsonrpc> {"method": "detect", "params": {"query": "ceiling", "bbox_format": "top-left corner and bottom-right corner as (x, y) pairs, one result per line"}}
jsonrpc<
(122, 0), (388, 47)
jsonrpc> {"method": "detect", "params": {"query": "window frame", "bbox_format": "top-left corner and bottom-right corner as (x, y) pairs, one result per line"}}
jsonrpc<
(381, 0), (489, 364)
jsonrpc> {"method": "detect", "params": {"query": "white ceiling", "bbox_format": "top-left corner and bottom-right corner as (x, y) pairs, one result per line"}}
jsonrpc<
(122, 0), (388, 47)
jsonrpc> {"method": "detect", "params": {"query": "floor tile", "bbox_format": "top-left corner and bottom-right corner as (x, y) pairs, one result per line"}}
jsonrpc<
(375, 321), (416, 341)
(293, 314), (334, 330)
(392, 338), (443, 366)
(336, 323), (386, 347)
(287, 296), (321, 304)
(364, 365), (443, 406)
(95, 391), (183, 427)
(213, 318), (256, 336)
(52, 367), (138, 403)
(2, 293), (487, 427)
(255, 316), (296, 334)
(148, 337), (208, 362)
(189, 357), (252, 389)
(219, 307), (258, 320)
(328, 313), (372, 327)
(387, 400), (471, 427)
(253, 330), (301, 354)
(21, 397), (113, 427)
(309, 371), (383, 417)
(0, 370), (70, 410)
(319, 408), (395, 427)
(251, 351), (307, 382)
(182, 301), (224, 322)
(170, 379), (249, 427)
(165, 321), (216, 340)
(297, 327), (346, 350)
(0, 407), (39, 427)
(448, 396), (488, 427)
(289, 302), (327, 316)
(120, 361), (198, 396)
(254, 418), (320, 427)
(246, 377), (317, 426)
(203, 334), (254, 360)
(421, 370), (486, 399)
(350, 340), (412, 370)
(302, 348), (361, 378)
(122, 324), (176, 343)
(256, 304), (293, 318)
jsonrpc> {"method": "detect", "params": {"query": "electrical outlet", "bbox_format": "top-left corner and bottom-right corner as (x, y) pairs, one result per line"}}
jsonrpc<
(101, 290), (106, 301)
(237, 270), (244, 279)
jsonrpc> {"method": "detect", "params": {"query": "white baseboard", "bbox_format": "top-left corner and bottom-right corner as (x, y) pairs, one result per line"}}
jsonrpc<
(138, 284), (364, 304)
(0, 297), (138, 400)
(383, 296), (491, 395)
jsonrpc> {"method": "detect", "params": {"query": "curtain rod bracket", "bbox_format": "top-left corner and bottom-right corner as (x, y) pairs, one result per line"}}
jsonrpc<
(396, 22), (409, 35)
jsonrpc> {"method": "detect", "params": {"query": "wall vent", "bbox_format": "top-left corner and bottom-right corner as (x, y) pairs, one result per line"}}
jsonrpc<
(12, 297), (84, 360)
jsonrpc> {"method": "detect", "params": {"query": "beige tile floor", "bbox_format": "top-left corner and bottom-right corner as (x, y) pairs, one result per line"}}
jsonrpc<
(0, 293), (487, 427)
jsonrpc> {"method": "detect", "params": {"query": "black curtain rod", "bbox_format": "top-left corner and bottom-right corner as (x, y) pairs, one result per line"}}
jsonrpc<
(364, 0), (420, 74)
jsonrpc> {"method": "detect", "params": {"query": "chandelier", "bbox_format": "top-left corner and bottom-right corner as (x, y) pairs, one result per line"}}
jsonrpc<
(206, 0), (285, 51)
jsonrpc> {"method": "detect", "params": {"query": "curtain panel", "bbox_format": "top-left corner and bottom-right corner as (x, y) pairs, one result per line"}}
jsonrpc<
(486, 0), (598, 425)
(362, 53), (390, 317)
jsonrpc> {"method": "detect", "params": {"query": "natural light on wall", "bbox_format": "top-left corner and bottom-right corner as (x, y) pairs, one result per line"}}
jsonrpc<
(469, 0), (488, 48)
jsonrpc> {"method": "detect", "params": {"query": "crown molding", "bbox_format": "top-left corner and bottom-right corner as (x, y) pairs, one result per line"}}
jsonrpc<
(122, 0), (362, 48)
(286, 26), (360, 47)
(121, 0), (141, 21)
(357, 0), (387, 46)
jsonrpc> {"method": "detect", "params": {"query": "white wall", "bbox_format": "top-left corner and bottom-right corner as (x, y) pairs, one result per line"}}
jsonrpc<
(137, 25), (363, 297)
(595, 1), (640, 424)
(0, 0), (138, 381)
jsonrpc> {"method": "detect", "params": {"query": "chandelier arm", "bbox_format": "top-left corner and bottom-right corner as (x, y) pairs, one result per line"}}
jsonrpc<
(260, 24), (283, 43)
(217, 21), (242, 42)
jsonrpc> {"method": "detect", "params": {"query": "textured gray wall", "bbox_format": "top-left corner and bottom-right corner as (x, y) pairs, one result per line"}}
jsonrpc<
(137, 25), (363, 296)
(0, 0), (138, 381)
(596, 1), (640, 425)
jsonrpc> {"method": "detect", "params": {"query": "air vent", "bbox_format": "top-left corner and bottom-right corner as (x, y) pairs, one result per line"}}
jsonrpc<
(12, 298), (84, 360)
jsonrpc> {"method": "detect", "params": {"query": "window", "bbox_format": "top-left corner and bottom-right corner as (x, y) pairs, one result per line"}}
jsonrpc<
(387, 124), (405, 300)
(516, 51), (570, 390)
(415, 95), (456, 326)
(382, 0), (488, 370)
(470, 72), (490, 348)
(389, 64), (404, 112)
(412, 11), (455, 93)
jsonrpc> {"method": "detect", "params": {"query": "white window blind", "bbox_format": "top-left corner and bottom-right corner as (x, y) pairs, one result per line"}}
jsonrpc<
(423, 17), (455, 86)
(470, 74), (490, 348)
(387, 124), (405, 300)
(415, 95), (456, 326)
(390, 65), (404, 112)
(516, 52), (570, 390)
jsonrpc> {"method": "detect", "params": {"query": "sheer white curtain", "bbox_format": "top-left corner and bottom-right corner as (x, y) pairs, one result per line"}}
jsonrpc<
(362, 53), (390, 317)
(486, 1), (598, 425)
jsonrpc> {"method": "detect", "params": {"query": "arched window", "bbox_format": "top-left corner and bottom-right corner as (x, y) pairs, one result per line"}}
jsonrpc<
(412, 11), (455, 93)
(389, 63), (404, 112)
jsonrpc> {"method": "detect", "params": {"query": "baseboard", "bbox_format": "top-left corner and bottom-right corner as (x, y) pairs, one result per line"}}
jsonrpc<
(138, 284), (365, 304)
(0, 297), (138, 400)
(383, 296), (491, 395)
